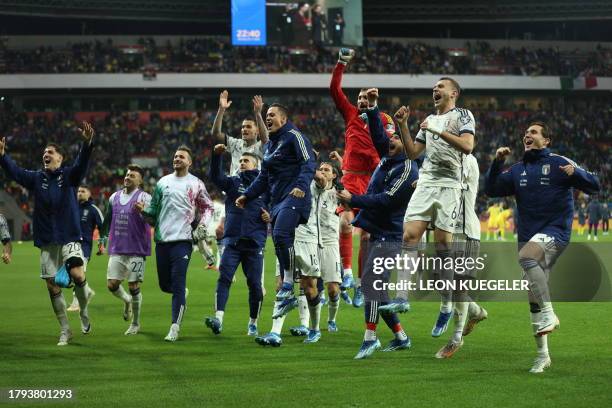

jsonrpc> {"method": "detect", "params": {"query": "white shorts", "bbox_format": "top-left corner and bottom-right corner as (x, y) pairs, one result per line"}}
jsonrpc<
(404, 185), (462, 233)
(40, 242), (86, 279)
(107, 255), (146, 282)
(294, 241), (321, 278)
(528, 233), (561, 270)
(319, 244), (341, 283)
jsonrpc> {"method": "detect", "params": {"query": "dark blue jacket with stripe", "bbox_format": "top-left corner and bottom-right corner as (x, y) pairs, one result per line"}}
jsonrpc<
(486, 147), (600, 244)
(351, 106), (419, 241)
(209, 153), (269, 248)
(0, 142), (94, 248)
(244, 121), (316, 224)
(79, 198), (104, 259)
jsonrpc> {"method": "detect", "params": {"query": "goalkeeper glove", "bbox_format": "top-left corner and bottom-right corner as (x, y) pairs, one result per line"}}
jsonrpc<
(192, 224), (209, 243)
(338, 48), (355, 64)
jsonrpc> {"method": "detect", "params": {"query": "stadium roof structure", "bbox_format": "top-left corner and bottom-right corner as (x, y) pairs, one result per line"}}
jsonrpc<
(0, 0), (610, 23)
(364, 0), (612, 23)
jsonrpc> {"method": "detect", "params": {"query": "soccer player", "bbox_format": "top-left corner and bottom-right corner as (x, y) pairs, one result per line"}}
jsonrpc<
(204, 145), (267, 336)
(391, 78), (476, 338)
(99, 164), (152, 335)
(496, 202), (513, 241)
(485, 202), (502, 241)
(256, 162), (339, 346)
(236, 103), (316, 330)
(577, 202), (587, 236)
(316, 161), (344, 333)
(435, 152), (487, 358)
(212, 90), (269, 175)
(486, 121), (600, 373)
(330, 48), (396, 307)
(136, 145), (213, 342)
(586, 197), (602, 241)
(67, 185), (103, 312)
(0, 213), (12, 264)
(0, 122), (95, 346)
(337, 89), (418, 359)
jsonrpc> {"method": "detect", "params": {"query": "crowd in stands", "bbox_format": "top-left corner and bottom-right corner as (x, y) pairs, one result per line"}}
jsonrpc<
(1, 95), (609, 221)
(2, 37), (610, 77)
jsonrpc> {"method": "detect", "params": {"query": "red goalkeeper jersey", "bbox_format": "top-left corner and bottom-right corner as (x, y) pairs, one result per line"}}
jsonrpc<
(330, 62), (393, 173)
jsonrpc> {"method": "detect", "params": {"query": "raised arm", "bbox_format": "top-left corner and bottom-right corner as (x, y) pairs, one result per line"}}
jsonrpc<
(211, 90), (232, 143)
(209, 144), (233, 192)
(485, 148), (516, 197)
(330, 49), (358, 121)
(394, 106), (426, 160)
(364, 89), (389, 159)
(0, 137), (37, 190)
(68, 121), (95, 186)
(253, 95), (269, 145)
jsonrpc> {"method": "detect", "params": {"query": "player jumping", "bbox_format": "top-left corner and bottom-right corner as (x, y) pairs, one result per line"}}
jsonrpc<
(486, 121), (599, 373)
(337, 89), (418, 359)
(388, 78), (476, 340)
(236, 103), (316, 331)
(330, 48), (396, 307)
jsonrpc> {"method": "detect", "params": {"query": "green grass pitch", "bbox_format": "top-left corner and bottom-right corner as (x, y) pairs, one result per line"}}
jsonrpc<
(1, 236), (611, 407)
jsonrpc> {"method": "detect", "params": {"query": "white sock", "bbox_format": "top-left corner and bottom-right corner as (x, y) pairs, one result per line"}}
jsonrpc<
(282, 270), (294, 286)
(328, 295), (339, 322)
(467, 301), (481, 317)
(453, 302), (469, 343)
(298, 293), (309, 327)
(364, 329), (377, 341)
(131, 292), (142, 326)
(343, 268), (353, 277)
(394, 328), (408, 341)
(440, 301), (453, 314)
(112, 285), (132, 304)
(531, 312), (549, 355)
(50, 292), (70, 331)
(271, 301), (286, 335)
(215, 310), (224, 324)
(308, 298), (322, 331)
(74, 281), (90, 324)
(249, 317), (257, 326)
(355, 277), (361, 288)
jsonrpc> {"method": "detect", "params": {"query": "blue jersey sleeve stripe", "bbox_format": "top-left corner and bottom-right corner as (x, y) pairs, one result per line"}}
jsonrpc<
(387, 160), (412, 196)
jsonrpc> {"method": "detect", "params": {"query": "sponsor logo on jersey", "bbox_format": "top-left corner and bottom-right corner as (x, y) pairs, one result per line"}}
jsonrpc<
(542, 164), (550, 175)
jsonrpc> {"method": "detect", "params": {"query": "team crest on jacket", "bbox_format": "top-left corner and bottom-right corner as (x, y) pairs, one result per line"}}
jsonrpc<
(541, 164), (550, 175)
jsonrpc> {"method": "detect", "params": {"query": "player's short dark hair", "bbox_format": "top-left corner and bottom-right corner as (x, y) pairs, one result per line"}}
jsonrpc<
(176, 145), (193, 159)
(269, 103), (289, 119)
(79, 184), (90, 190)
(240, 152), (259, 165)
(529, 121), (551, 144)
(242, 117), (256, 124)
(45, 142), (64, 157)
(127, 164), (144, 178)
(439, 77), (461, 97)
